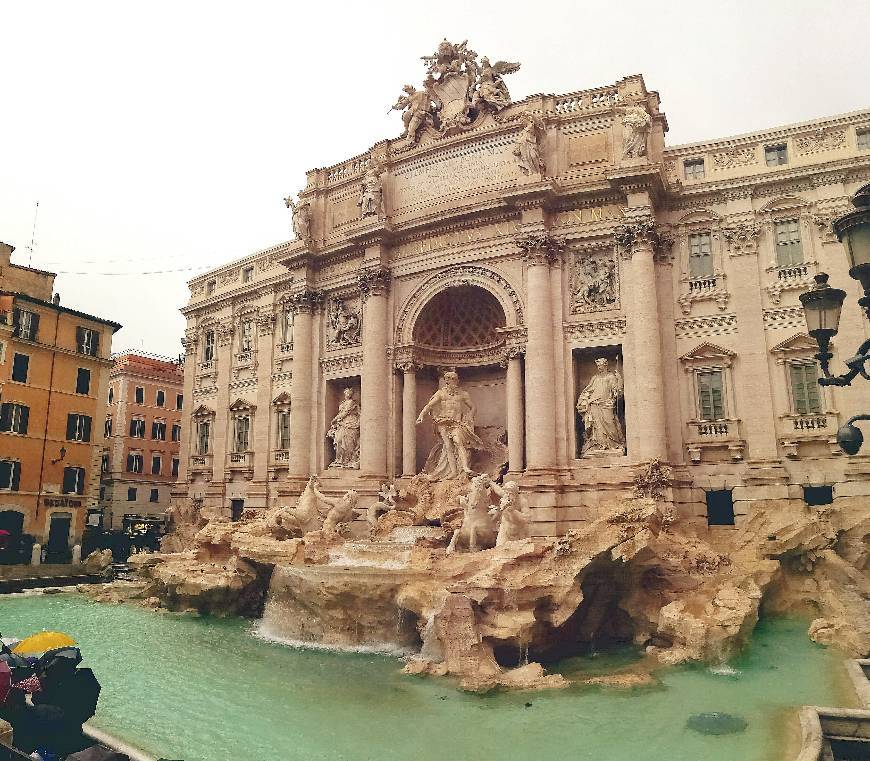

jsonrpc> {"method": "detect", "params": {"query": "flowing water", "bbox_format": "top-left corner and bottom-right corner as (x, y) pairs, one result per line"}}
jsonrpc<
(0, 593), (857, 761)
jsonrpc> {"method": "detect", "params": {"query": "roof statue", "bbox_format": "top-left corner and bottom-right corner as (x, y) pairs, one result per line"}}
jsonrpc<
(391, 39), (521, 144)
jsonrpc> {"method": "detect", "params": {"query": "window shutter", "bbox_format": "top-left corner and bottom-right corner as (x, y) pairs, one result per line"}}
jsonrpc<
(151, 421), (158, 439)
(11, 462), (21, 491)
(83, 416), (92, 442)
(66, 414), (77, 440)
(62, 467), (75, 494)
(76, 326), (85, 352)
(0, 403), (10, 432)
(91, 331), (100, 356)
(11, 309), (20, 335)
(18, 406), (28, 435)
(12, 354), (29, 382)
(29, 312), (40, 341)
(75, 467), (85, 494)
(0, 461), (11, 489)
(76, 368), (90, 394)
(127, 454), (134, 472)
(130, 419), (137, 437)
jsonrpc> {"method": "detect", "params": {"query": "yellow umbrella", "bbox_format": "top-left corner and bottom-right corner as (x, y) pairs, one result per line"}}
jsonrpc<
(11, 631), (77, 655)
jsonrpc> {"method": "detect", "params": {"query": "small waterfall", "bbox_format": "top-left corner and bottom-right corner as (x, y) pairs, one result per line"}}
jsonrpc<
(254, 563), (422, 655)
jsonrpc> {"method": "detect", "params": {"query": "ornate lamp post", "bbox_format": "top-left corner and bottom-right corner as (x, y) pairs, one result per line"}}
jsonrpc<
(800, 183), (870, 453)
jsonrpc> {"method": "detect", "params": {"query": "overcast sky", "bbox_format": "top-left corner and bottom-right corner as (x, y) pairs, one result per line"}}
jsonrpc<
(2, 0), (868, 357)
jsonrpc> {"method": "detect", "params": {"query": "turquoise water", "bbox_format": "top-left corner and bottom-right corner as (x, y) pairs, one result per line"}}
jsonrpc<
(0, 593), (855, 761)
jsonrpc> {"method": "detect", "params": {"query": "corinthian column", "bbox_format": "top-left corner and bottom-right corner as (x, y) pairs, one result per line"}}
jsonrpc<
(400, 362), (418, 476)
(616, 220), (668, 461)
(504, 348), (525, 473)
(359, 267), (391, 479)
(517, 232), (561, 471)
(287, 290), (321, 479)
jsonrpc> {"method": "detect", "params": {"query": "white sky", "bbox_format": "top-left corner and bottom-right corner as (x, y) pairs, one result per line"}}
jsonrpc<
(1, 0), (868, 357)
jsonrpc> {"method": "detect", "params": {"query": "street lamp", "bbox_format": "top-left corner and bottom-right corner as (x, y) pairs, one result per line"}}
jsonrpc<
(800, 183), (870, 453)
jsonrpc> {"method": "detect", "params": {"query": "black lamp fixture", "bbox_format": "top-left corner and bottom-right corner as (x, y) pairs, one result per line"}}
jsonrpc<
(800, 183), (870, 453)
(51, 446), (67, 465)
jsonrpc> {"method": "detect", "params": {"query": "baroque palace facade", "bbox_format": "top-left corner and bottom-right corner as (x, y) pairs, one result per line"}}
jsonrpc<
(177, 44), (870, 534)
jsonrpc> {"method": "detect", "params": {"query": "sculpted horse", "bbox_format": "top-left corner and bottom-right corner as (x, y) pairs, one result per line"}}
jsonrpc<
(446, 474), (498, 553)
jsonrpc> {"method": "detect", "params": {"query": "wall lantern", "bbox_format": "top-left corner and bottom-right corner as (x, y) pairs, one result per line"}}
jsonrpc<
(800, 183), (870, 453)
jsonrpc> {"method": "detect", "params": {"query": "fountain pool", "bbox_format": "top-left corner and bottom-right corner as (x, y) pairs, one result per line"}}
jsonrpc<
(0, 593), (856, 761)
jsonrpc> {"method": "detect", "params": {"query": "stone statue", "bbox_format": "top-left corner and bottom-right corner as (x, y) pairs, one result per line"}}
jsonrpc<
(327, 388), (360, 469)
(267, 476), (324, 537)
(312, 481), (360, 536)
(421, 39), (473, 81)
(284, 195), (311, 242)
(488, 481), (532, 545)
(616, 105), (652, 159)
(416, 371), (486, 480)
(358, 161), (384, 218)
(327, 298), (361, 347)
(512, 112), (545, 176)
(366, 482), (398, 528)
(471, 57), (519, 113)
(446, 473), (498, 553)
(391, 84), (438, 144)
(576, 358), (625, 455)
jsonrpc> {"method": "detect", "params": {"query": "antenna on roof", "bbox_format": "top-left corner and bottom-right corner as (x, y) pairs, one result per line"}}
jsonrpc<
(27, 201), (39, 266)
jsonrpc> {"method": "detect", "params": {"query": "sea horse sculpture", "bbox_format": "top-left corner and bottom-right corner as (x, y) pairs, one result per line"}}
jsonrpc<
(446, 474), (498, 553)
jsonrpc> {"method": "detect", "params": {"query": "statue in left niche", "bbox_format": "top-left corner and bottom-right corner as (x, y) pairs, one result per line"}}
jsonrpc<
(327, 388), (361, 469)
(358, 160), (385, 218)
(284, 194), (311, 243)
(327, 298), (361, 347)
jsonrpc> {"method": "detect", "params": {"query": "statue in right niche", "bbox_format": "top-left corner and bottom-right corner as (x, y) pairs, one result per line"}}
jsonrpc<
(576, 357), (625, 455)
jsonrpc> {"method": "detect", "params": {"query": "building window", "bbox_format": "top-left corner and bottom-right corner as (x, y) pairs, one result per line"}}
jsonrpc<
(697, 370), (725, 421)
(197, 422), (211, 455)
(684, 158), (705, 180)
(688, 233), (714, 278)
(277, 411), (291, 450)
(149, 488), (159, 503)
(857, 129), (870, 151)
(234, 416), (250, 453)
(171, 423), (182, 442)
(203, 331), (215, 362)
(76, 368), (91, 395)
(127, 487), (137, 501)
(151, 455), (162, 475)
(129, 418), (145, 438)
(206, 280), (216, 295)
(152, 421), (166, 441)
(242, 266), (254, 283)
(62, 466), (86, 495)
(108, 386), (114, 405)
(75, 327), (100, 357)
(706, 490), (735, 526)
(789, 363), (823, 415)
(66, 413), (93, 442)
(240, 321), (254, 353)
(774, 219), (803, 267)
(126, 453), (143, 474)
(135, 386), (144, 404)
(765, 143), (788, 166)
(0, 403), (30, 435)
(156, 389), (165, 408)
(12, 309), (40, 341)
(11, 353), (29, 383)
(171, 457), (180, 477)
(176, 393), (184, 411)
(0, 460), (22, 491)
(803, 485), (833, 506)
(101, 452), (109, 472)
(105, 417), (113, 438)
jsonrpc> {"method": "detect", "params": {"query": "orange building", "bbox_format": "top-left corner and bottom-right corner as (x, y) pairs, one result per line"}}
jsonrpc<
(0, 241), (121, 562)
(100, 352), (184, 529)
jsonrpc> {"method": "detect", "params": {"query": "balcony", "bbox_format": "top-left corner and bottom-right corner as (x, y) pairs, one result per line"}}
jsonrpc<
(278, 342), (293, 354)
(236, 350), (254, 366)
(686, 419), (745, 463)
(765, 260), (816, 305)
(189, 453), (213, 480)
(227, 450), (254, 479)
(273, 449), (289, 463)
(779, 412), (839, 458)
(198, 359), (217, 378)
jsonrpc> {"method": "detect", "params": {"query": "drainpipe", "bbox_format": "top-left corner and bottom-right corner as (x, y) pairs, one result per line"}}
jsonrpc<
(35, 305), (61, 536)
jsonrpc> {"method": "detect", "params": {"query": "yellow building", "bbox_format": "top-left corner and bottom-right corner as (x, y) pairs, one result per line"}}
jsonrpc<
(0, 242), (121, 562)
